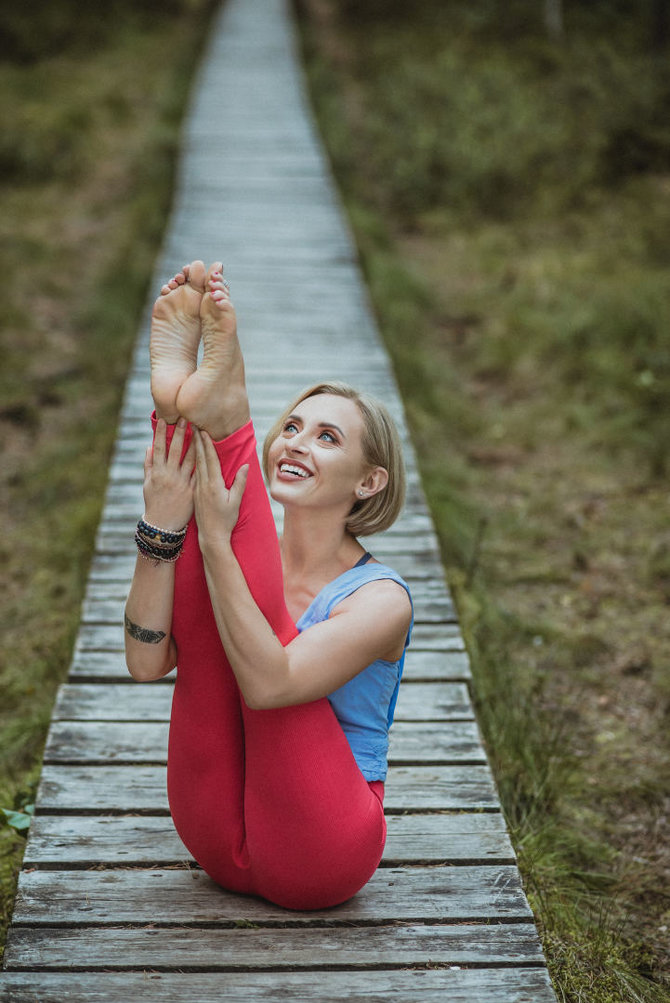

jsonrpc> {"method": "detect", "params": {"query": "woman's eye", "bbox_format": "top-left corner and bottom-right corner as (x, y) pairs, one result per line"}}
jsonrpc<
(319, 430), (336, 443)
(284, 422), (298, 434)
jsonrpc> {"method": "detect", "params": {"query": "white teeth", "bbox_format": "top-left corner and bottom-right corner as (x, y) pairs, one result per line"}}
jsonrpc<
(280, 463), (309, 478)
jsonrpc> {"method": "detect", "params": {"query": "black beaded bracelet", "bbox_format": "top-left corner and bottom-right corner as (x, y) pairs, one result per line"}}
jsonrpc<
(137, 517), (188, 546)
(135, 532), (184, 563)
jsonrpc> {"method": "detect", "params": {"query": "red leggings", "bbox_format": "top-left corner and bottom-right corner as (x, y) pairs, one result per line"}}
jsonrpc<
(161, 419), (386, 910)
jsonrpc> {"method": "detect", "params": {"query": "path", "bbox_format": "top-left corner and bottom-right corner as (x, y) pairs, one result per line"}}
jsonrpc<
(1, 0), (557, 999)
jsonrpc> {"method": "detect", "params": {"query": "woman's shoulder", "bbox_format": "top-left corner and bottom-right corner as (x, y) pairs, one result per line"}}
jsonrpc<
(329, 561), (412, 628)
(296, 559), (412, 631)
(334, 566), (412, 617)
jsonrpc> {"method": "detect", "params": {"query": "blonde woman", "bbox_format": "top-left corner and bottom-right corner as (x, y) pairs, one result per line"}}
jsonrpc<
(124, 260), (413, 909)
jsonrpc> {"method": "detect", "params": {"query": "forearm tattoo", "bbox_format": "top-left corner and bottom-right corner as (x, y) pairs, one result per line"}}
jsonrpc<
(124, 613), (167, 645)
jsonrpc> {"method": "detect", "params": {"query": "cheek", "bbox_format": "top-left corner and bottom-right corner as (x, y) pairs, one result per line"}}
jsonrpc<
(266, 437), (282, 470)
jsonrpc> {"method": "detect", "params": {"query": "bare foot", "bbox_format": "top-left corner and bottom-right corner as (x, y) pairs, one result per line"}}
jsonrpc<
(150, 260), (207, 422)
(175, 263), (250, 441)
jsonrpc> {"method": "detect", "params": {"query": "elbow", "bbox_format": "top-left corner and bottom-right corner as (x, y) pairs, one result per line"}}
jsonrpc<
(125, 651), (174, 683)
(241, 681), (290, 711)
(126, 662), (165, 683)
(242, 688), (274, 711)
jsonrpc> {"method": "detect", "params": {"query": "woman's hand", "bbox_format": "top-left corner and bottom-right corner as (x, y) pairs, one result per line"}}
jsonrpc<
(143, 418), (195, 530)
(193, 429), (249, 551)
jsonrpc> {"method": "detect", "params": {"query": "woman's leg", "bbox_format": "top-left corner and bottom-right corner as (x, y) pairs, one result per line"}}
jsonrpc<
(150, 264), (385, 907)
(149, 265), (254, 892)
(203, 426), (386, 909)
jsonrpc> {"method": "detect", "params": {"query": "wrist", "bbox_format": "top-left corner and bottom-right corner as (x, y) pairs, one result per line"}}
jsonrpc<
(142, 511), (190, 534)
(136, 516), (188, 564)
(199, 531), (233, 561)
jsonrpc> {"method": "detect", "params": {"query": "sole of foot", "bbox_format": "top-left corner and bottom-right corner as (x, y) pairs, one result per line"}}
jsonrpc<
(175, 263), (250, 441)
(150, 259), (207, 423)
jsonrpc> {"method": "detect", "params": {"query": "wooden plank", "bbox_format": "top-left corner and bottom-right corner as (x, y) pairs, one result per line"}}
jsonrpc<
(409, 623), (466, 649)
(73, 622), (465, 657)
(11, 866), (533, 924)
(22, 812), (514, 867)
(67, 648), (469, 683)
(42, 722), (487, 768)
(0, 969), (559, 1003)
(4, 922), (544, 970)
(52, 682), (474, 722)
(96, 509), (438, 538)
(84, 552), (450, 594)
(35, 764), (498, 812)
(81, 580), (456, 625)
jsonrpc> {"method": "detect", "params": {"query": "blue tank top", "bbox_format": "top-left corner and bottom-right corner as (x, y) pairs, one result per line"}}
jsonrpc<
(296, 561), (413, 782)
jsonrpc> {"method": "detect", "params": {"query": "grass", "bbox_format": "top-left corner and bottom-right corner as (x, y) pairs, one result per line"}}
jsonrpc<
(0, 0), (219, 957)
(294, 1), (670, 999)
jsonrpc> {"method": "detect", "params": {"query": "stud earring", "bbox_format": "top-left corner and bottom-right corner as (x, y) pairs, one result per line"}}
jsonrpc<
(358, 490), (365, 498)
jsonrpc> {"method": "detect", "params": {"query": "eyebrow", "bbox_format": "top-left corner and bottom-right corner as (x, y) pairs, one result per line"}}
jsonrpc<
(286, 414), (346, 438)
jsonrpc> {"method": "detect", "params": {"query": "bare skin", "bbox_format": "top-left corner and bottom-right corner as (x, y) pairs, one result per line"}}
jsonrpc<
(150, 260), (206, 424)
(151, 261), (250, 440)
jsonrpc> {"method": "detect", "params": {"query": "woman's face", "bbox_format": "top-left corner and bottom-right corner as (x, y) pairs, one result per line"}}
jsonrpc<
(267, 394), (373, 514)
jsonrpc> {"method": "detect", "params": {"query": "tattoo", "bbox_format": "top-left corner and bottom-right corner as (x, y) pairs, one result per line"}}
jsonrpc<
(124, 613), (167, 645)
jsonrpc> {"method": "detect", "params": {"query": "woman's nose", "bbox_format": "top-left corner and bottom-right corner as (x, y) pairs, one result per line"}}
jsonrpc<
(287, 436), (308, 453)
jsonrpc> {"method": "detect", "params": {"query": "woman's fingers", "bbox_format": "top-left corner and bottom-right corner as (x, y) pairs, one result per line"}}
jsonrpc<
(193, 428), (209, 483)
(230, 464), (249, 508)
(182, 436), (196, 478)
(153, 418), (167, 463)
(201, 429), (224, 480)
(166, 417), (187, 468)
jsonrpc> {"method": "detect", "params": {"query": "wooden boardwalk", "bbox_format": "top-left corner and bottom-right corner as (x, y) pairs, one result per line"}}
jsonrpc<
(1, 0), (557, 999)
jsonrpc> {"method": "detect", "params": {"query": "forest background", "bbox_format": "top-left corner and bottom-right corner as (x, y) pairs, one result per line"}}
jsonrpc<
(1, 1), (669, 1000)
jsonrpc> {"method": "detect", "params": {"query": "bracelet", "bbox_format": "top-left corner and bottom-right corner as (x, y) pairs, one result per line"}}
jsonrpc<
(137, 517), (188, 546)
(135, 532), (184, 563)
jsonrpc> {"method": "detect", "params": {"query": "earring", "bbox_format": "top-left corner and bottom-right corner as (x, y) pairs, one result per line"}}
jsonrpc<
(358, 490), (365, 498)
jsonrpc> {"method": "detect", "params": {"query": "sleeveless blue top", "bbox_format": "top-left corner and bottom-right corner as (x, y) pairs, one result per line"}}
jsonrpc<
(296, 561), (413, 782)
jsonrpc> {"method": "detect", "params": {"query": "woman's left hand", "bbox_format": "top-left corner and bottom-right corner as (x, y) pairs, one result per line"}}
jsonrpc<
(193, 428), (249, 550)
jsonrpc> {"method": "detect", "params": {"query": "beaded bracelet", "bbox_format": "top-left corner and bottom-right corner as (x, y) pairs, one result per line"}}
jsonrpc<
(137, 517), (188, 546)
(135, 531), (184, 564)
(135, 517), (188, 564)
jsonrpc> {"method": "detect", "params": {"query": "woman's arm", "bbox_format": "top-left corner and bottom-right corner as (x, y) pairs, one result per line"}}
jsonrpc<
(124, 558), (178, 682)
(124, 418), (195, 682)
(193, 430), (412, 709)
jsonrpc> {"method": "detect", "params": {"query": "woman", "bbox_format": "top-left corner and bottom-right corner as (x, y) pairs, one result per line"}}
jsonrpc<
(124, 259), (413, 910)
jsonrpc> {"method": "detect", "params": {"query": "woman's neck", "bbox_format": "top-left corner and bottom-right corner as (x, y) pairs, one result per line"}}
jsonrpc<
(280, 507), (363, 583)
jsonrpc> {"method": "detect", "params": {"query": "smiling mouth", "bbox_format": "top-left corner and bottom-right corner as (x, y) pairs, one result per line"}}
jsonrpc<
(278, 462), (312, 479)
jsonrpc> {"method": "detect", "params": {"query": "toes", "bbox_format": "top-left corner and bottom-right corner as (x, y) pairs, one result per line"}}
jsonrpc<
(160, 270), (188, 295)
(186, 259), (207, 293)
(205, 261), (223, 288)
(209, 278), (231, 309)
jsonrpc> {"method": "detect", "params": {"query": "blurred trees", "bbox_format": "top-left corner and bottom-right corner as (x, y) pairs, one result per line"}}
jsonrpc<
(330, 0), (669, 50)
(0, 0), (202, 64)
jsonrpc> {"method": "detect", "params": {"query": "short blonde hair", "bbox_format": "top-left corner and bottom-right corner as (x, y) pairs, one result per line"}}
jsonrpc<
(262, 382), (406, 537)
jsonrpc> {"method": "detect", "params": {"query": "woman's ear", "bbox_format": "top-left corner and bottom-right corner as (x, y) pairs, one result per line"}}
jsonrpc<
(356, 466), (388, 500)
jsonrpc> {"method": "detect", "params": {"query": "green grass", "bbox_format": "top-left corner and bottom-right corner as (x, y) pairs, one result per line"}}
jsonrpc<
(295, 1), (670, 999)
(0, 0), (219, 956)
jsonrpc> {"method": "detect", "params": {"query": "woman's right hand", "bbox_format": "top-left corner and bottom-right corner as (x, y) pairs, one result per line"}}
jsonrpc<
(142, 418), (195, 530)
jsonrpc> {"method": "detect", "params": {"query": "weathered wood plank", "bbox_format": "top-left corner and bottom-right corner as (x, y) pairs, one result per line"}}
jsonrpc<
(36, 764), (498, 812)
(22, 812), (514, 867)
(52, 682), (474, 723)
(0, 969), (559, 1003)
(81, 579), (455, 624)
(4, 922), (544, 970)
(11, 866), (533, 924)
(67, 647), (470, 683)
(72, 622), (465, 656)
(42, 722), (486, 770)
